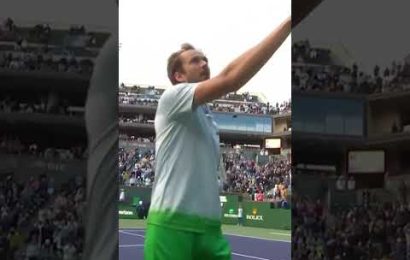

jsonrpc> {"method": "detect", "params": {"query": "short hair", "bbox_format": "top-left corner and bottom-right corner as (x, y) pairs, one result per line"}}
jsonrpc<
(167, 43), (195, 85)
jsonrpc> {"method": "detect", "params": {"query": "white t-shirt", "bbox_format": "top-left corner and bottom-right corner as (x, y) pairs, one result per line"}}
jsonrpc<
(119, 189), (125, 201)
(238, 207), (243, 218)
(148, 83), (221, 232)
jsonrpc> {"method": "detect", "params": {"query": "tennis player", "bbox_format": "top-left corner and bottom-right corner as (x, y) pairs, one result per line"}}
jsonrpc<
(144, 16), (291, 260)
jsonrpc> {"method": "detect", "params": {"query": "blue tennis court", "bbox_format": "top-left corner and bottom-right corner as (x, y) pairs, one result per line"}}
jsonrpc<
(119, 228), (291, 260)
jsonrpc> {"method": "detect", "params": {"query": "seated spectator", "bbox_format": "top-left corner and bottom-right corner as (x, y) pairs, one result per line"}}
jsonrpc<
(347, 176), (356, 190)
(336, 174), (346, 191)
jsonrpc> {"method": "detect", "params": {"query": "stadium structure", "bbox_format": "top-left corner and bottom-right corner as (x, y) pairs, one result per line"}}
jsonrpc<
(292, 40), (410, 259)
(118, 83), (292, 230)
(0, 18), (110, 259)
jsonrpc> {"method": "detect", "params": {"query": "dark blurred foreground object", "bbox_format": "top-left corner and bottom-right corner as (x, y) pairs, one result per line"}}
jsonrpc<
(83, 34), (118, 260)
(292, 0), (324, 28)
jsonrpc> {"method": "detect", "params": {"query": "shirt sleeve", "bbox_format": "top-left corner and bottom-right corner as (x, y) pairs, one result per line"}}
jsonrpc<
(159, 83), (198, 121)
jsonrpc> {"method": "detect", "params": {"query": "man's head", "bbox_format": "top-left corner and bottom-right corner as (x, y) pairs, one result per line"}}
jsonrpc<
(167, 43), (210, 85)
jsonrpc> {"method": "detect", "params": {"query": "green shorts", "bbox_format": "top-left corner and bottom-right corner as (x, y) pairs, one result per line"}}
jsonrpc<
(144, 224), (231, 260)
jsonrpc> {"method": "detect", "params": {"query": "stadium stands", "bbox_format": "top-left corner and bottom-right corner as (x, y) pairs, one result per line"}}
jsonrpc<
(118, 78), (292, 207)
(118, 138), (290, 207)
(119, 84), (291, 116)
(292, 40), (410, 95)
(291, 37), (410, 259)
(0, 17), (110, 259)
(292, 192), (410, 259)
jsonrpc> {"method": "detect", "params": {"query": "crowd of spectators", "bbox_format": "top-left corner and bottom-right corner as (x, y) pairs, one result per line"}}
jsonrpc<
(0, 134), (86, 160)
(119, 84), (164, 96)
(119, 115), (154, 125)
(222, 155), (291, 206)
(118, 92), (159, 106)
(119, 146), (155, 187)
(292, 62), (410, 94)
(118, 143), (291, 205)
(292, 40), (332, 65)
(218, 92), (260, 103)
(0, 17), (103, 47)
(210, 100), (291, 116)
(119, 134), (155, 144)
(292, 192), (410, 259)
(0, 96), (73, 116)
(0, 174), (46, 259)
(0, 17), (108, 75)
(292, 40), (410, 95)
(0, 174), (85, 260)
(0, 17), (95, 260)
(119, 88), (291, 116)
(0, 49), (94, 75)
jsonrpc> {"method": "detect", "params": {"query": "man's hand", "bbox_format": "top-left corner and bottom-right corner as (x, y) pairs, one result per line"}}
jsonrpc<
(194, 17), (291, 106)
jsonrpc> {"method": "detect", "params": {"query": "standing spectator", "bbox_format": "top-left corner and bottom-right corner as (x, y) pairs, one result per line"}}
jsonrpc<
(273, 184), (280, 200)
(237, 205), (243, 226)
(119, 188), (125, 202)
(336, 174), (346, 191)
(255, 191), (264, 202)
(136, 201), (146, 219)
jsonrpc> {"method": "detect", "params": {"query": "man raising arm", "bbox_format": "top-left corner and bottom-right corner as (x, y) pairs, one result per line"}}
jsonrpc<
(193, 16), (291, 105)
(144, 16), (291, 260)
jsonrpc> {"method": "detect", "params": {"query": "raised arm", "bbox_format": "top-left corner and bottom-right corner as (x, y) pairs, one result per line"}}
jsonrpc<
(193, 16), (291, 106)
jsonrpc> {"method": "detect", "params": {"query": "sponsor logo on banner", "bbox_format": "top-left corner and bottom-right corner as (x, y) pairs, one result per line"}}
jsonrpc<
(246, 208), (264, 221)
(223, 208), (238, 218)
(119, 210), (134, 216)
(224, 213), (238, 218)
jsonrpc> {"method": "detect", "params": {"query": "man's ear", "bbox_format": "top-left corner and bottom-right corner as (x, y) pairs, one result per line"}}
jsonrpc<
(174, 71), (185, 83)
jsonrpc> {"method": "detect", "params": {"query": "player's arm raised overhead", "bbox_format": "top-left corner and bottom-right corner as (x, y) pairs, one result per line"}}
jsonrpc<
(193, 16), (291, 106)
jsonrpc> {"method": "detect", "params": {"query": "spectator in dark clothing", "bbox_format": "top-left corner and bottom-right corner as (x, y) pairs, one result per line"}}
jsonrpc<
(136, 201), (146, 219)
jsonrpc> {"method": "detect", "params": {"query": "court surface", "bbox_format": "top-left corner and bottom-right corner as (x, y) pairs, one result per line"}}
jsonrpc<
(119, 220), (291, 260)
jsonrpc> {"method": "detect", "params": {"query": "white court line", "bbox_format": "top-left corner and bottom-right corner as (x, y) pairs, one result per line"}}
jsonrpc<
(119, 244), (144, 248)
(121, 228), (145, 231)
(121, 229), (289, 236)
(224, 233), (291, 243)
(118, 231), (282, 260)
(119, 243), (272, 260)
(119, 230), (290, 243)
(269, 232), (291, 236)
(232, 252), (271, 260)
(121, 229), (145, 233)
(119, 230), (145, 239)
